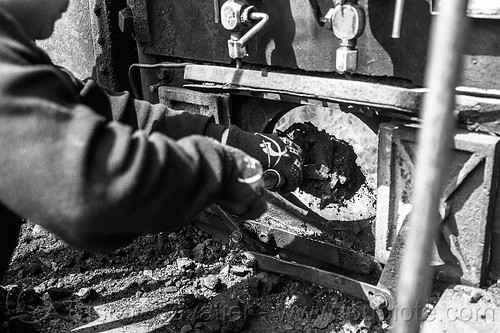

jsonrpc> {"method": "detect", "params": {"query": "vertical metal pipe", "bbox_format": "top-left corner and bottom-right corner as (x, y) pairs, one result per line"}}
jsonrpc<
(214, 0), (221, 23)
(391, 0), (405, 38)
(391, 0), (469, 332)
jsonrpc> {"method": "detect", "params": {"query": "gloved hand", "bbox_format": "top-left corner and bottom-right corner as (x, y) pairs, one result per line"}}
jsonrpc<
(216, 143), (267, 219)
(225, 125), (303, 194)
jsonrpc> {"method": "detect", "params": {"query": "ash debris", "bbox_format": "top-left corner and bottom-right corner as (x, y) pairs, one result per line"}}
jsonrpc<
(281, 122), (365, 209)
(1, 222), (386, 333)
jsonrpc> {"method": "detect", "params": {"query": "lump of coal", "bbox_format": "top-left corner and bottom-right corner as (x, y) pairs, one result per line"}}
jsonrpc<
(281, 122), (364, 209)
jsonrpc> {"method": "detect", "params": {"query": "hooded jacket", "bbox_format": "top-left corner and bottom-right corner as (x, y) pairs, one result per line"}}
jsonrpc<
(0, 7), (234, 279)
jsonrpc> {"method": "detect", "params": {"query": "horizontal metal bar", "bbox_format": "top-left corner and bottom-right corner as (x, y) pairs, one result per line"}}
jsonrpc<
(184, 64), (425, 113)
(184, 65), (500, 127)
(248, 251), (394, 310)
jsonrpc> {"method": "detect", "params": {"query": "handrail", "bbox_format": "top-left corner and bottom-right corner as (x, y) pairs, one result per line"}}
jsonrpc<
(391, 0), (470, 332)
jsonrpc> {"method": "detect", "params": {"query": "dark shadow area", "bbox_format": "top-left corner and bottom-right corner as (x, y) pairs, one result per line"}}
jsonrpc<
(91, 0), (139, 92)
(368, 0), (431, 86)
(253, 0), (298, 69)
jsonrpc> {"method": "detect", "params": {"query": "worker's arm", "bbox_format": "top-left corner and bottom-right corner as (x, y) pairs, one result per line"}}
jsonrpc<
(76, 79), (303, 193)
(78, 78), (226, 141)
(0, 62), (265, 253)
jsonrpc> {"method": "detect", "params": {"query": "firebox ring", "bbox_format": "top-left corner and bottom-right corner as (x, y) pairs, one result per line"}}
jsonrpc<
(271, 104), (378, 222)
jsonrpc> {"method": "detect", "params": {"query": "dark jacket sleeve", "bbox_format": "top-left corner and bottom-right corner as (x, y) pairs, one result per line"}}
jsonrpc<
(77, 78), (227, 141)
(0, 61), (232, 252)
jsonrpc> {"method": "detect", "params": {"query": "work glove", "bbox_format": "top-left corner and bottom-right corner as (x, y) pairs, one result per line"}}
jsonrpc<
(225, 125), (303, 194)
(216, 142), (267, 219)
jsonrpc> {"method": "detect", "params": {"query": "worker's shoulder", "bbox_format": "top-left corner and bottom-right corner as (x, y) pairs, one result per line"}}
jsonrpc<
(0, 7), (50, 66)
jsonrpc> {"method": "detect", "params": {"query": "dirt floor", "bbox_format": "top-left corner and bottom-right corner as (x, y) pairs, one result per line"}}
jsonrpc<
(1, 222), (385, 333)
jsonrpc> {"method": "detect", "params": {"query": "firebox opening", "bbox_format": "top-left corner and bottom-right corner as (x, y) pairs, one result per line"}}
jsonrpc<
(274, 105), (378, 222)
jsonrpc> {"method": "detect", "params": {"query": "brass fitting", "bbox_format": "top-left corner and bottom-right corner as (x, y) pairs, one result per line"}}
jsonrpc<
(220, 0), (269, 67)
(324, 1), (365, 73)
(336, 40), (358, 73)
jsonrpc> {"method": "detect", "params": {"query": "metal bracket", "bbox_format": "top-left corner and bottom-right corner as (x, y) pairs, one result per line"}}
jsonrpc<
(126, 0), (151, 43)
(430, 0), (500, 19)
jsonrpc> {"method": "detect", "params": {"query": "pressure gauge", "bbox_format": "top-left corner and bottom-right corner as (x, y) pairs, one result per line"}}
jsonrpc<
(221, 0), (249, 31)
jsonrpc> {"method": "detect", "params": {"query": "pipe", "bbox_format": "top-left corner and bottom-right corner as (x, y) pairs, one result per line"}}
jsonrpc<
(391, 0), (405, 38)
(239, 12), (269, 45)
(391, 0), (469, 332)
(213, 0), (221, 24)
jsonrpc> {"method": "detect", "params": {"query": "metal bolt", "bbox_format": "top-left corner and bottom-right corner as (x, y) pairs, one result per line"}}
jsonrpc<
(155, 68), (175, 82)
(369, 294), (387, 310)
(149, 82), (163, 93)
(229, 231), (243, 244)
(358, 261), (373, 274)
(258, 232), (270, 243)
(242, 253), (257, 268)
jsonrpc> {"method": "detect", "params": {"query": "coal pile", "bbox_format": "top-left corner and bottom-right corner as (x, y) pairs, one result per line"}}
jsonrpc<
(281, 122), (365, 209)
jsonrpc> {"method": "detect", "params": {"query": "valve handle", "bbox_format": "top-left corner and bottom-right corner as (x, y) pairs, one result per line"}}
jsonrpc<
(220, 1), (269, 67)
(214, 0), (221, 24)
(392, 0), (405, 38)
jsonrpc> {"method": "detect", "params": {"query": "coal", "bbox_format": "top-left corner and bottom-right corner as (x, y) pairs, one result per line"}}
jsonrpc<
(179, 293), (197, 308)
(180, 324), (192, 333)
(205, 319), (222, 332)
(284, 293), (314, 310)
(247, 276), (262, 298)
(192, 244), (206, 262)
(52, 301), (69, 316)
(25, 261), (44, 276)
(75, 287), (98, 303)
(8, 315), (37, 333)
(264, 274), (286, 294)
(177, 258), (195, 271)
(46, 287), (72, 302)
(221, 299), (246, 332)
(165, 286), (178, 293)
(21, 288), (43, 307)
(282, 121), (364, 209)
(203, 275), (222, 291)
(313, 311), (335, 329)
(247, 273), (285, 297)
